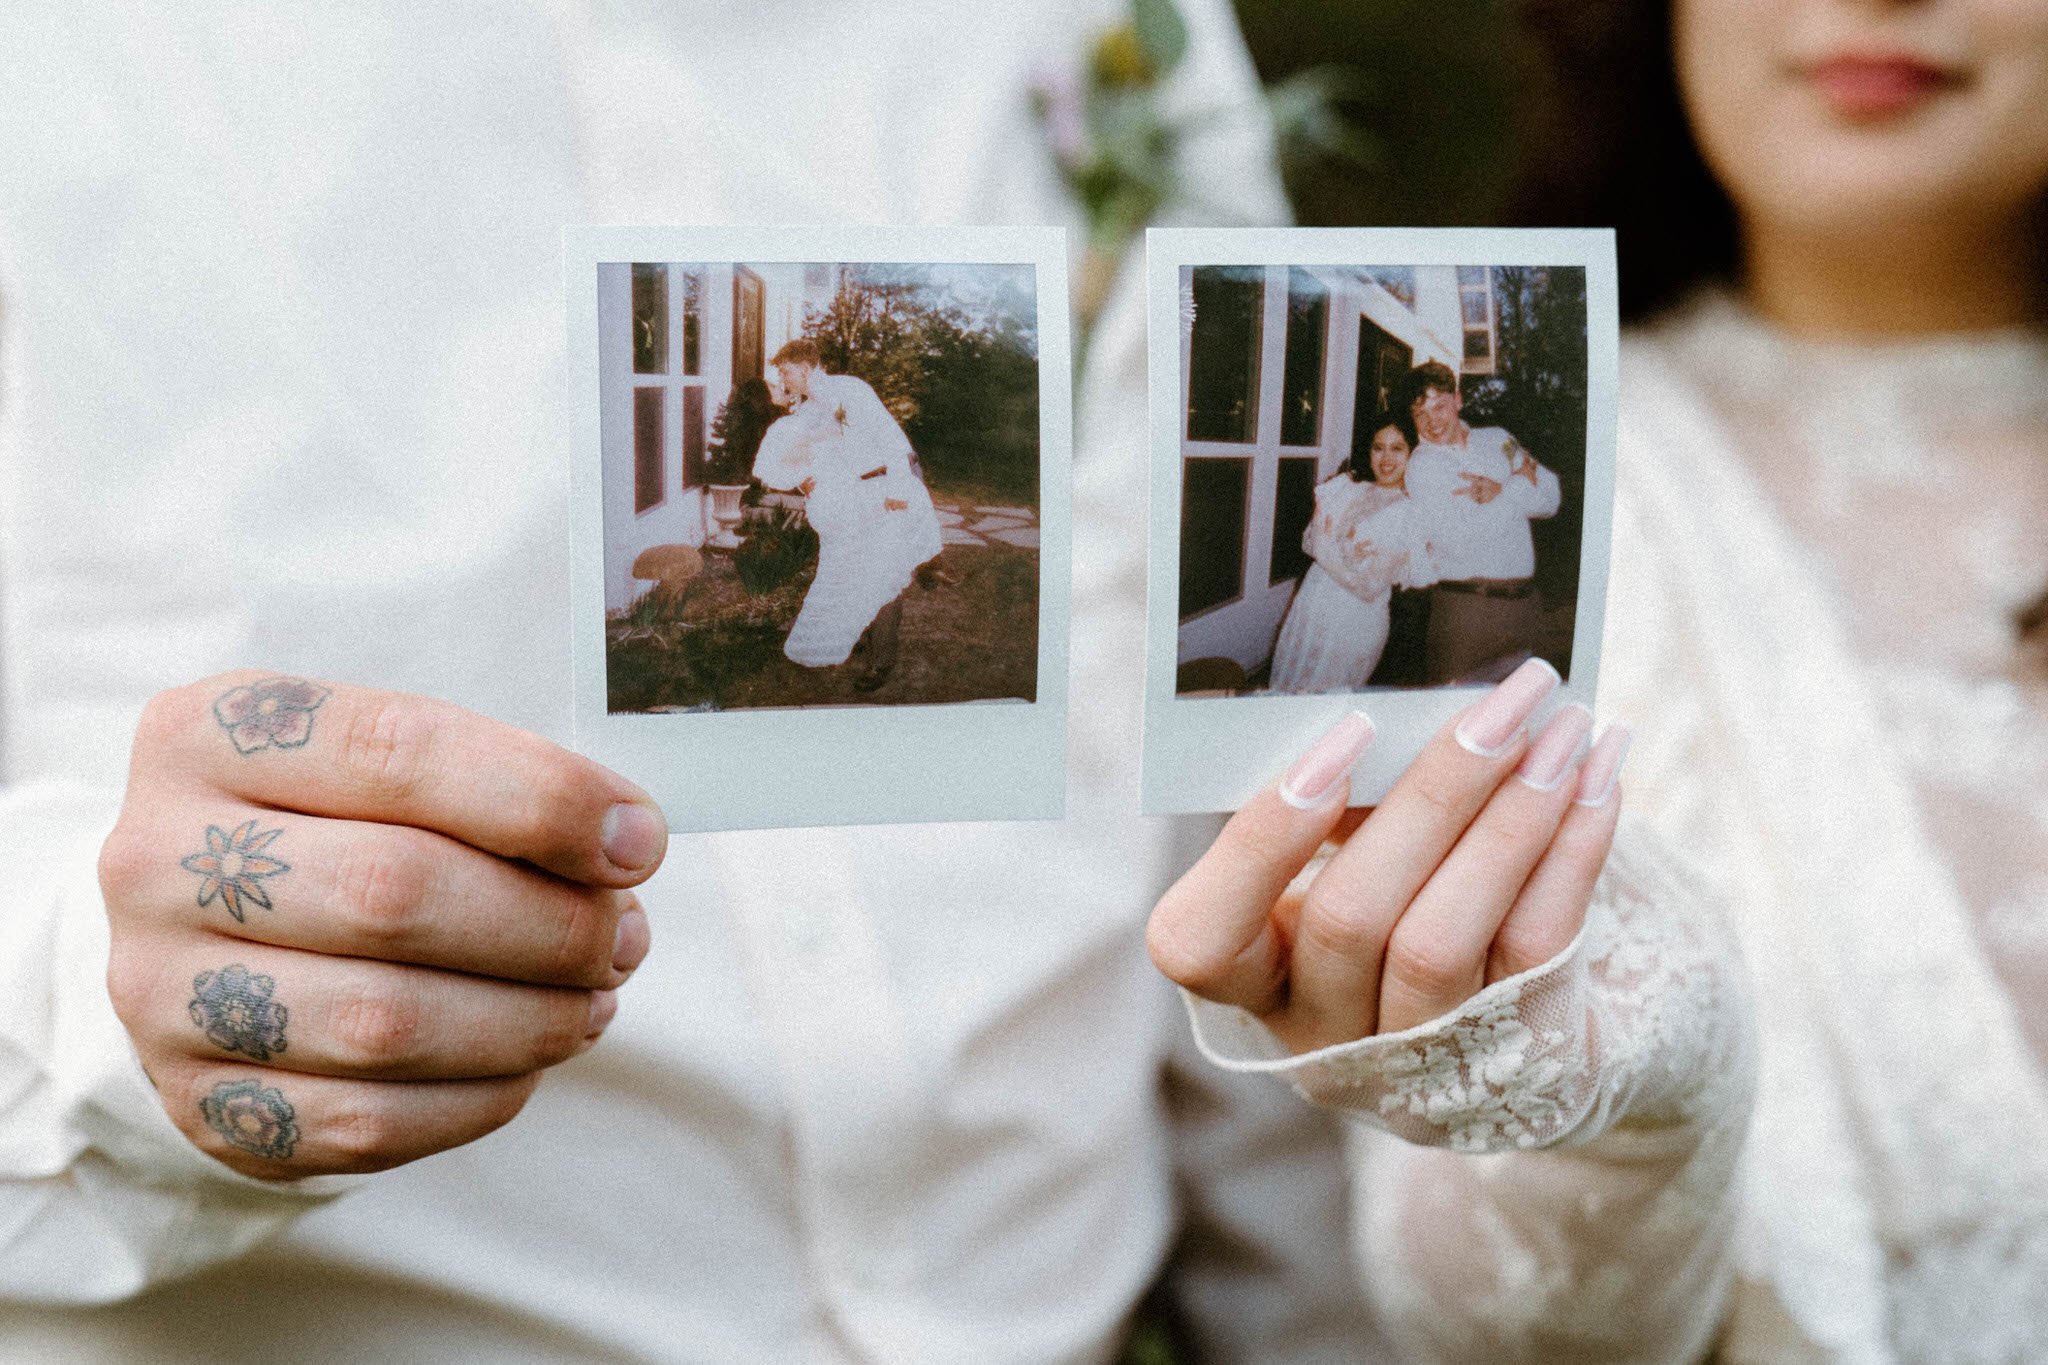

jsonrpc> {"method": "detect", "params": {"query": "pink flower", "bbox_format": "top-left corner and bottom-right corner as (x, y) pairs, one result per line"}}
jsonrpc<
(1031, 62), (1091, 173)
(213, 677), (330, 753)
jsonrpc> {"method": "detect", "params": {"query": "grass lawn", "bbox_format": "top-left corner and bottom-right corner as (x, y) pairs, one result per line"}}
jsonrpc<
(606, 536), (1039, 713)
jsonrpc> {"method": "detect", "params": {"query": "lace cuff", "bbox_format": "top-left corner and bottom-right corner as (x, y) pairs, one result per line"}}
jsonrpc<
(1184, 821), (1750, 1155)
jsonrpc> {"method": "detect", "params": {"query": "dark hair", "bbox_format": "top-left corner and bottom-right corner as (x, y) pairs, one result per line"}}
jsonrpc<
(1402, 360), (1459, 414)
(1347, 409), (1418, 481)
(770, 337), (822, 368)
(1503, 0), (1741, 322)
(1504, 0), (2048, 637)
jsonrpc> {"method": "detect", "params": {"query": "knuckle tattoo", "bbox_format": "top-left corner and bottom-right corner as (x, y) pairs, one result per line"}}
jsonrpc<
(188, 965), (290, 1062)
(181, 820), (290, 924)
(200, 1078), (299, 1160)
(212, 677), (331, 756)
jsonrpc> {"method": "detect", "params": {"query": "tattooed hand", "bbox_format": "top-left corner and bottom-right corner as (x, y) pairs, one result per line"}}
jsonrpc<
(97, 671), (666, 1180)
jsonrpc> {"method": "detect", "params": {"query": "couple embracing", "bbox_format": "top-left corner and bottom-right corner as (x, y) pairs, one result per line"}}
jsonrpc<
(1271, 359), (1560, 692)
(751, 339), (945, 691)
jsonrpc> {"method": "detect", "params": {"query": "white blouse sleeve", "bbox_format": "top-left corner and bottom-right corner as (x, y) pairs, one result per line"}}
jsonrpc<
(1308, 489), (1416, 602)
(1178, 460), (1756, 1359)
(1182, 822), (1754, 1361)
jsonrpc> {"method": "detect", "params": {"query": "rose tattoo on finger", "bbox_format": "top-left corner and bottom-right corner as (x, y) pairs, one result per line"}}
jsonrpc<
(201, 1079), (299, 1160)
(214, 677), (330, 754)
(189, 965), (289, 1062)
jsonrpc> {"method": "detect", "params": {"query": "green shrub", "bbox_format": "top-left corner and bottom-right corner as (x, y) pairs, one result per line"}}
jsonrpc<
(735, 508), (819, 595)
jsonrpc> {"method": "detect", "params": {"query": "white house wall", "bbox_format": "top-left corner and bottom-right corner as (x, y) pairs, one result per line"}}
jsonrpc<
(1409, 265), (1464, 371)
(599, 261), (734, 613)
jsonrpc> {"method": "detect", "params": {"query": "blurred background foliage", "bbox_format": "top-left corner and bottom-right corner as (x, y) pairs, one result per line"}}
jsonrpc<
(1236, 0), (1534, 228)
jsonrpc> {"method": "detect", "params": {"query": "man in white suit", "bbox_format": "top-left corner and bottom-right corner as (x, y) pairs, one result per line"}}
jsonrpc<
(1400, 360), (1562, 682)
(773, 338), (945, 688)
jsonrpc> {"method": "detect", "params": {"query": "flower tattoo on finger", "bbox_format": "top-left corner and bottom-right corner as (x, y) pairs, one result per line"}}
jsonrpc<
(201, 1079), (299, 1160)
(214, 677), (330, 754)
(182, 820), (290, 923)
(189, 965), (289, 1062)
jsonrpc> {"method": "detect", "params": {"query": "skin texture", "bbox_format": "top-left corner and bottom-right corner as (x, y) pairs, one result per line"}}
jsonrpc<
(1150, 662), (1624, 1054)
(99, 672), (665, 1180)
(1676, 0), (2048, 333)
(1368, 425), (1412, 488)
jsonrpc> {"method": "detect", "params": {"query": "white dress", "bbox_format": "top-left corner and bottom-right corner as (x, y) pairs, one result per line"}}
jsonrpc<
(753, 408), (925, 668)
(1268, 477), (1432, 692)
(1604, 294), (2048, 1361)
(775, 379), (941, 668)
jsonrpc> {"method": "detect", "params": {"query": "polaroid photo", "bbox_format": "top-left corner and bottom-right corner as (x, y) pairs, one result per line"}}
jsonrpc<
(1142, 227), (1618, 814)
(566, 227), (1071, 832)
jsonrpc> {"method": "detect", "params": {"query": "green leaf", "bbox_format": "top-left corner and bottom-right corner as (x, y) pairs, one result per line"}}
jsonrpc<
(1131, 0), (1188, 76)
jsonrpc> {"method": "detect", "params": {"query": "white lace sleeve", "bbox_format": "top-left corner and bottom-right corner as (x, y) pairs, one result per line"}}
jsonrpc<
(1184, 821), (1755, 1362)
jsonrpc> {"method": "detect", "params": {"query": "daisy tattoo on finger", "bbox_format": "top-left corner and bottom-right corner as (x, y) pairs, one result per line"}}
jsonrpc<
(201, 1079), (299, 1160)
(214, 677), (330, 754)
(182, 820), (290, 923)
(189, 965), (289, 1062)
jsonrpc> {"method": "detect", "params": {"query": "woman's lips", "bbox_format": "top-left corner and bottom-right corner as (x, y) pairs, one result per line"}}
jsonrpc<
(1806, 54), (1961, 121)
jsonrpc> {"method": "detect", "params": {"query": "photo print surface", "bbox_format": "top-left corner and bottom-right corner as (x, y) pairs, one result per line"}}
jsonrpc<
(601, 259), (1042, 713)
(1144, 228), (1617, 814)
(568, 228), (1072, 832)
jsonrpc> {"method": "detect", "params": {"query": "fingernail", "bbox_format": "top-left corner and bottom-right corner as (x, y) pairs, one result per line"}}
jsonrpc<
(602, 802), (666, 874)
(586, 989), (619, 1038)
(1574, 725), (1632, 807)
(612, 905), (651, 974)
(1454, 657), (1562, 758)
(1278, 712), (1375, 810)
(1516, 703), (1593, 792)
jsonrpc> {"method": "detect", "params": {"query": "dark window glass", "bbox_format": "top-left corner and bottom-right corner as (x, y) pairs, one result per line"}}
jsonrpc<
(632, 264), (667, 375)
(1465, 328), (1493, 362)
(681, 269), (702, 377)
(1186, 267), (1263, 444)
(733, 268), (765, 383)
(633, 387), (664, 512)
(1457, 265), (1489, 288)
(1280, 269), (1327, 447)
(1179, 457), (1250, 619)
(1461, 289), (1491, 326)
(681, 385), (706, 488)
(1270, 457), (1319, 584)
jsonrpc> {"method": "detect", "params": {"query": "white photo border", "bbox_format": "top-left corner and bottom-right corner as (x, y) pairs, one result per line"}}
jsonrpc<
(566, 226), (1073, 832)
(1141, 226), (1619, 814)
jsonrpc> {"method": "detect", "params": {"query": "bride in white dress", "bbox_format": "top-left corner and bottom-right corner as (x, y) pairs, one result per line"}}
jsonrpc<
(1268, 415), (1436, 692)
(1510, 0), (2048, 1355)
(750, 402), (921, 668)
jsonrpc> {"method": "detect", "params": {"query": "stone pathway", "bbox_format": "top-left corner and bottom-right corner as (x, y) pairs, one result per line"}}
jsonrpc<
(934, 499), (1040, 550)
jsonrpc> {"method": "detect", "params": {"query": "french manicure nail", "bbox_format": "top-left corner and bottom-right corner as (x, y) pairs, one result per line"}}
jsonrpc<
(612, 905), (651, 974)
(602, 802), (666, 874)
(1454, 657), (1562, 758)
(1278, 712), (1375, 810)
(1574, 725), (1632, 807)
(1517, 704), (1593, 792)
(586, 989), (619, 1038)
